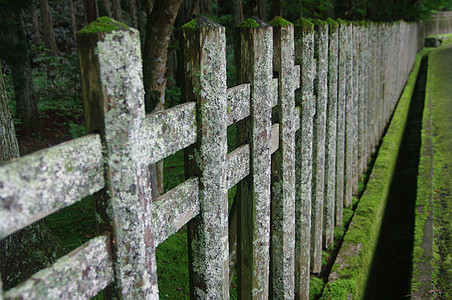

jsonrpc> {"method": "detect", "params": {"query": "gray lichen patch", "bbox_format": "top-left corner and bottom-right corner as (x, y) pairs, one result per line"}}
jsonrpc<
(0, 135), (104, 239)
(4, 235), (113, 299)
(152, 177), (199, 246)
(140, 101), (197, 165)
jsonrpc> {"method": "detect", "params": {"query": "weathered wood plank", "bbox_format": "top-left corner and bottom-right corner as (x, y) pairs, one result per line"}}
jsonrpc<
(0, 134), (104, 239)
(140, 102), (197, 165)
(271, 78), (279, 107)
(351, 23), (359, 196)
(152, 177), (199, 247)
(324, 18), (338, 249)
(4, 235), (113, 300)
(182, 17), (229, 299)
(344, 21), (354, 208)
(227, 144), (250, 189)
(271, 123), (280, 155)
(227, 84), (250, 126)
(294, 17), (315, 299)
(269, 17), (296, 299)
(77, 19), (158, 298)
(335, 20), (348, 227)
(235, 17), (273, 299)
(311, 19), (328, 274)
(295, 106), (301, 131)
(294, 64), (301, 90)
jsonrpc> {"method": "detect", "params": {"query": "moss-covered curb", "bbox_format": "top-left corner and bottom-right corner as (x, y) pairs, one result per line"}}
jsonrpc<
(320, 49), (428, 300)
(411, 45), (452, 299)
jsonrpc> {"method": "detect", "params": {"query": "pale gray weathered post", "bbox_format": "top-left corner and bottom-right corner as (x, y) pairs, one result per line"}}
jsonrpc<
(344, 21), (354, 207)
(234, 17), (273, 299)
(294, 17), (315, 300)
(357, 22), (365, 180)
(269, 17), (296, 299)
(351, 23), (359, 195)
(181, 17), (229, 299)
(335, 19), (347, 227)
(311, 19), (328, 274)
(77, 18), (158, 298)
(324, 18), (338, 248)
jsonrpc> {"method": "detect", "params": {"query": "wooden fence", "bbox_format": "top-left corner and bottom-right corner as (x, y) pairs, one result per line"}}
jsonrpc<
(1, 12), (452, 299)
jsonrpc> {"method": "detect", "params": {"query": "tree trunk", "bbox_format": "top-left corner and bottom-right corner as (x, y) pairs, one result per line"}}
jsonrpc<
(143, 0), (183, 197)
(231, 0), (244, 26)
(83, 0), (99, 23)
(0, 63), (66, 291)
(112, 0), (122, 21)
(68, 0), (77, 40)
(128, 0), (138, 28)
(31, 2), (41, 44)
(39, 0), (58, 55)
(258, 0), (266, 21)
(0, 62), (19, 164)
(6, 12), (41, 130)
(270, 0), (284, 19)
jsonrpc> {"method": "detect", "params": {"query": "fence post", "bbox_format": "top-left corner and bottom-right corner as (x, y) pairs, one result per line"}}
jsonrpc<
(351, 23), (359, 196)
(335, 19), (347, 226)
(344, 21), (354, 208)
(268, 17), (296, 299)
(234, 17), (273, 299)
(180, 17), (229, 299)
(324, 18), (338, 249)
(311, 19), (328, 274)
(294, 17), (315, 300)
(77, 17), (158, 298)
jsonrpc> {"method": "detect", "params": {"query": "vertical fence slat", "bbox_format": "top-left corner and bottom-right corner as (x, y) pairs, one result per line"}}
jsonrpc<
(269, 17), (296, 299)
(235, 17), (273, 299)
(344, 21), (354, 208)
(335, 19), (347, 226)
(294, 17), (315, 300)
(352, 23), (359, 196)
(77, 18), (158, 298)
(311, 19), (328, 274)
(324, 19), (338, 249)
(181, 17), (229, 299)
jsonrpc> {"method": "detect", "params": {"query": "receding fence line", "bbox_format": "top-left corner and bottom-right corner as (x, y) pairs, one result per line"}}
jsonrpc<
(1, 12), (452, 299)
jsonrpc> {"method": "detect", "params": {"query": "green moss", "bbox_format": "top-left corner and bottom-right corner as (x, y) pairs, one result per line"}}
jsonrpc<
(181, 19), (198, 31)
(78, 16), (128, 34)
(181, 17), (220, 31)
(238, 18), (260, 28)
(325, 18), (338, 34)
(294, 17), (314, 32)
(268, 16), (292, 27)
(309, 277), (325, 300)
(321, 279), (356, 300)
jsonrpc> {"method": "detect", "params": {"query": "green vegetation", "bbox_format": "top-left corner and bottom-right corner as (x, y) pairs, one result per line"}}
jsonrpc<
(268, 16), (292, 27)
(412, 43), (452, 299)
(78, 16), (128, 34)
(321, 47), (430, 300)
(238, 18), (260, 28)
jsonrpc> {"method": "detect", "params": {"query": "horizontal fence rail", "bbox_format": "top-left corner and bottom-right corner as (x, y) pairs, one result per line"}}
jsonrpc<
(1, 11), (452, 299)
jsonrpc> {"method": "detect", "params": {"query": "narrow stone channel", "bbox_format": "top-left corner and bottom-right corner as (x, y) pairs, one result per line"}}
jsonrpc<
(364, 56), (428, 299)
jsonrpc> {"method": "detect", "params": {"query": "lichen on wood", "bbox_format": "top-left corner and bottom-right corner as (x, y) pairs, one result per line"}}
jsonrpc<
(269, 19), (296, 299)
(77, 24), (159, 298)
(0, 135), (104, 239)
(227, 83), (251, 126)
(140, 101), (197, 165)
(294, 17), (315, 299)
(234, 17), (273, 299)
(4, 235), (113, 299)
(227, 144), (250, 189)
(311, 19), (328, 274)
(324, 18), (338, 249)
(152, 177), (199, 246)
(181, 17), (229, 299)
